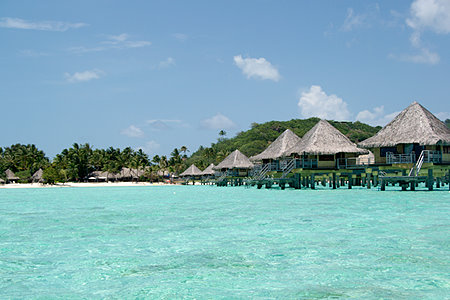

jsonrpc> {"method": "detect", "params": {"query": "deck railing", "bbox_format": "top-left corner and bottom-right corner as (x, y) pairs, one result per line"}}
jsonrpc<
(386, 152), (416, 164)
(336, 157), (375, 169)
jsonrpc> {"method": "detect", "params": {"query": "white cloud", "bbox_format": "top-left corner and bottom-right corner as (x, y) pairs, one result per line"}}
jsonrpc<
(137, 140), (160, 154)
(435, 111), (450, 121)
(121, 125), (144, 138)
(341, 8), (365, 31)
(233, 55), (280, 81)
(394, 0), (450, 65)
(201, 113), (236, 130)
(146, 119), (184, 131)
(64, 69), (104, 83)
(298, 85), (351, 121)
(406, 0), (450, 33)
(159, 57), (175, 68)
(356, 106), (400, 126)
(69, 33), (150, 54)
(0, 17), (87, 31)
(172, 33), (188, 41)
(397, 48), (440, 64)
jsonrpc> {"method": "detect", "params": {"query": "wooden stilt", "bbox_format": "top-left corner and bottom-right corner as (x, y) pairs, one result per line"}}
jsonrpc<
(332, 173), (336, 189)
(381, 179), (385, 191)
(428, 169), (433, 191)
(410, 181), (415, 191)
(311, 174), (315, 190)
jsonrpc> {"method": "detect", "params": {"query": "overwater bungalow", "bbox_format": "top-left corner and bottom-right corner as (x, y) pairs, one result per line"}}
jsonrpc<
(31, 169), (44, 183)
(358, 102), (450, 165)
(5, 169), (19, 183)
(200, 163), (216, 179)
(180, 164), (203, 179)
(250, 129), (301, 173)
(284, 120), (368, 169)
(213, 150), (254, 177)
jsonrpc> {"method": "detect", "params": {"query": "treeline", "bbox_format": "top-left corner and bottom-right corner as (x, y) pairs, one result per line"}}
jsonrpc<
(186, 118), (383, 169)
(0, 143), (189, 183)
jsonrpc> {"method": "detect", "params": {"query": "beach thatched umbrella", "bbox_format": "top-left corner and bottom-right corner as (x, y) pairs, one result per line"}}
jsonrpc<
(358, 102), (450, 148)
(31, 168), (44, 183)
(250, 129), (302, 161)
(213, 150), (254, 170)
(285, 120), (368, 156)
(180, 164), (202, 177)
(5, 169), (19, 183)
(200, 163), (216, 176)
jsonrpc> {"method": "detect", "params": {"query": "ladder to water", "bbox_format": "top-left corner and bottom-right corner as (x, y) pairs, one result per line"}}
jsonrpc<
(409, 150), (425, 177)
(253, 163), (270, 180)
(281, 159), (296, 178)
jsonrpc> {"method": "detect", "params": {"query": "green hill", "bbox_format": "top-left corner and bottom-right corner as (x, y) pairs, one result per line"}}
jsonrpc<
(187, 118), (381, 169)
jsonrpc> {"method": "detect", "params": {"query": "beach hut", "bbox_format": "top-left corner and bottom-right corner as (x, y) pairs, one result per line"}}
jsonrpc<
(213, 150), (254, 177)
(180, 164), (202, 178)
(5, 169), (19, 183)
(284, 120), (368, 169)
(250, 128), (302, 171)
(117, 167), (145, 181)
(88, 171), (117, 182)
(200, 163), (216, 179)
(31, 169), (44, 183)
(358, 102), (450, 164)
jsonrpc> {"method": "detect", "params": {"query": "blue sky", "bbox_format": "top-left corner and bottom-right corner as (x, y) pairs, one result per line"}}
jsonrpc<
(1, 0), (449, 158)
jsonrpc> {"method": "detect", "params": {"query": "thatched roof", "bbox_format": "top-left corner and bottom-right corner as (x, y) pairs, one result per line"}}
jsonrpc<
(200, 163), (216, 175)
(5, 169), (19, 180)
(90, 170), (117, 180)
(285, 120), (368, 156)
(213, 150), (254, 170)
(359, 102), (450, 148)
(31, 169), (44, 182)
(117, 168), (145, 179)
(250, 129), (302, 161)
(180, 164), (202, 176)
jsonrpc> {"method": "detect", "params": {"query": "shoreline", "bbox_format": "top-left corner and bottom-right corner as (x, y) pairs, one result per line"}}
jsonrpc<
(0, 182), (185, 189)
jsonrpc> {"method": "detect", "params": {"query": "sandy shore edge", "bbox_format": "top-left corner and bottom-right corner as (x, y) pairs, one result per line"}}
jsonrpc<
(0, 182), (186, 189)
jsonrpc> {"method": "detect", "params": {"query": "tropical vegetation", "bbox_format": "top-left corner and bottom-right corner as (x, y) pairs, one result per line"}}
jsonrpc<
(1, 118), (384, 183)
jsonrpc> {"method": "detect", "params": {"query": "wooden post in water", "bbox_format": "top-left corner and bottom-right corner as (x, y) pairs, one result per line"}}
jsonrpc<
(348, 174), (353, 189)
(402, 183), (407, 191)
(367, 173), (371, 189)
(336, 173), (340, 188)
(436, 177), (440, 188)
(428, 169), (433, 191)
(311, 174), (315, 190)
(410, 181), (415, 191)
(381, 179), (385, 191)
(332, 173), (336, 189)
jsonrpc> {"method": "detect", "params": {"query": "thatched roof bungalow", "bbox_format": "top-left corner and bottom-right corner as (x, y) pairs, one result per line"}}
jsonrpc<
(213, 150), (254, 176)
(31, 169), (44, 183)
(285, 120), (368, 168)
(5, 169), (19, 183)
(200, 163), (216, 177)
(88, 170), (117, 182)
(180, 164), (202, 177)
(358, 102), (450, 164)
(250, 129), (301, 162)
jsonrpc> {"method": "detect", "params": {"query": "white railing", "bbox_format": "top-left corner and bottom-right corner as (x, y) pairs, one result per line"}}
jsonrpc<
(386, 152), (416, 164)
(337, 157), (374, 169)
(281, 159), (296, 178)
(253, 163), (270, 180)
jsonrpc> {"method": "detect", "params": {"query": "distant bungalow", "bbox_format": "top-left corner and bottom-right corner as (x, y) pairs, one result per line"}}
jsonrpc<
(5, 169), (19, 183)
(180, 164), (202, 179)
(250, 129), (301, 170)
(284, 119), (368, 169)
(213, 150), (254, 177)
(358, 102), (450, 165)
(31, 168), (44, 183)
(200, 163), (216, 179)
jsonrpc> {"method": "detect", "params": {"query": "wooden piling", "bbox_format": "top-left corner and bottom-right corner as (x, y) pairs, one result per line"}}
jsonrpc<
(428, 169), (433, 191)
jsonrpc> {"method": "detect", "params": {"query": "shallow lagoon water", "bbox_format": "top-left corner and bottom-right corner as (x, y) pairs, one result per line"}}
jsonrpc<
(0, 185), (449, 298)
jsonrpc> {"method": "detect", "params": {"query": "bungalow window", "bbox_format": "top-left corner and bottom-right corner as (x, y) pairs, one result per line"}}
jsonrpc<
(444, 146), (450, 154)
(380, 147), (397, 157)
(319, 155), (334, 161)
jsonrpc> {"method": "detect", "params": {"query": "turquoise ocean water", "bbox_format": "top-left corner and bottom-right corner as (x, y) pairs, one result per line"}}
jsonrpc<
(0, 185), (449, 298)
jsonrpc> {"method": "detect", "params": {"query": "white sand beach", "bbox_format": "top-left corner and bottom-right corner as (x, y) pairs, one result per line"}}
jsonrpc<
(0, 182), (179, 189)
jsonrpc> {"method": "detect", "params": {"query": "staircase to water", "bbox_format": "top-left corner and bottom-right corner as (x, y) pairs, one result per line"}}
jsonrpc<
(409, 150), (425, 177)
(281, 159), (296, 179)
